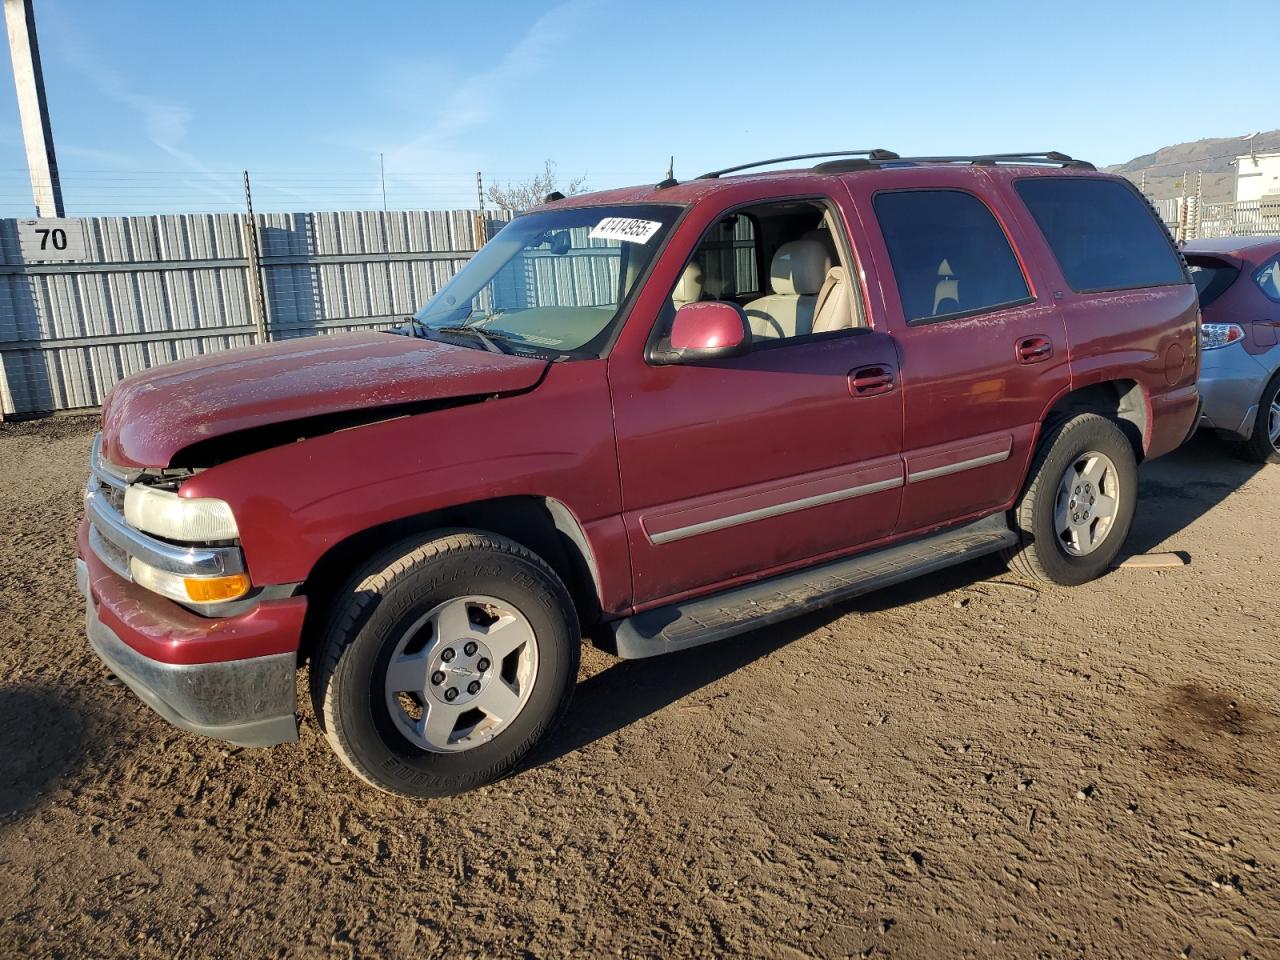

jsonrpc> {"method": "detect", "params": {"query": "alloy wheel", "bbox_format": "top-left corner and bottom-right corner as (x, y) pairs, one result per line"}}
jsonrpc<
(1054, 451), (1121, 556)
(383, 595), (538, 753)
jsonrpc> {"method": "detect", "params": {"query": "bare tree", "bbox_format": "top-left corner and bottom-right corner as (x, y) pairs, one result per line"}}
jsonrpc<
(485, 160), (588, 212)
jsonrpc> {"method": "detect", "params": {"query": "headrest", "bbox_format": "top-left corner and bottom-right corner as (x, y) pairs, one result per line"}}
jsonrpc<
(801, 228), (839, 265)
(672, 262), (704, 305)
(770, 240), (831, 296)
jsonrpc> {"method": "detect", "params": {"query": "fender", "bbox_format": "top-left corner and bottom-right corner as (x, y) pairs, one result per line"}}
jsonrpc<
(177, 360), (632, 614)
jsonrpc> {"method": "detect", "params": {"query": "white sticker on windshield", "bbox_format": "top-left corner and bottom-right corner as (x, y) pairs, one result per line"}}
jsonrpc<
(589, 217), (662, 244)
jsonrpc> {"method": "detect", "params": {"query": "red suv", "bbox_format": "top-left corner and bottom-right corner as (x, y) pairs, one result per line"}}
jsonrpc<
(77, 150), (1200, 797)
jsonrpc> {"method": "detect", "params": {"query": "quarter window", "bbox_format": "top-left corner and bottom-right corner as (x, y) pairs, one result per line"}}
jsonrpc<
(1015, 178), (1187, 293)
(1256, 256), (1280, 303)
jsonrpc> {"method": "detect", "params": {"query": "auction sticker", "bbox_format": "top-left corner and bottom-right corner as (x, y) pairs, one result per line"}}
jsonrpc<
(589, 217), (662, 244)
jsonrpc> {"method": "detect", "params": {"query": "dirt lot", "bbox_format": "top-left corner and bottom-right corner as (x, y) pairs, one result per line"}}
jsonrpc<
(0, 416), (1277, 959)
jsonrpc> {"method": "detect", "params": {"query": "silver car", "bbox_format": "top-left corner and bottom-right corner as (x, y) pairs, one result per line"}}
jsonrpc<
(1184, 236), (1280, 462)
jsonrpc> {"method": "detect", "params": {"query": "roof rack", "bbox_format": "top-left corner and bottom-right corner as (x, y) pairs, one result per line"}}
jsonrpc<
(697, 150), (1095, 181)
(813, 151), (1096, 172)
(697, 149), (900, 179)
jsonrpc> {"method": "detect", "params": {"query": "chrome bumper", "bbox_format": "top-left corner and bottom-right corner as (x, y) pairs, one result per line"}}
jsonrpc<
(78, 558), (297, 748)
(84, 432), (244, 585)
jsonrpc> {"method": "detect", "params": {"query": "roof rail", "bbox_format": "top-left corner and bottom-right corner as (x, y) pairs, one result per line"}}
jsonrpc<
(826, 151), (1096, 172)
(697, 149), (899, 179)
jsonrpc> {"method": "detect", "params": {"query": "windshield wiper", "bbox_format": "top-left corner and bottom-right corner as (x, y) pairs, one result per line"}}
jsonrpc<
(432, 324), (509, 354)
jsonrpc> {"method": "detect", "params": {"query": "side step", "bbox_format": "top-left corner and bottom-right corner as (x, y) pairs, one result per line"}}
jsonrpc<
(611, 513), (1017, 659)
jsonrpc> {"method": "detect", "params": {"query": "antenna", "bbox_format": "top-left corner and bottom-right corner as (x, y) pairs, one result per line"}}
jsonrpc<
(656, 155), (678, 190)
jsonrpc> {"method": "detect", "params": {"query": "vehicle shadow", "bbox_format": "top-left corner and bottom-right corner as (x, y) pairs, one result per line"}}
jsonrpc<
(1122, 432), (1264, 557)
(529, 433), (1264, 770)
(529, 605), (854, 770)
(0, 684), (90, 821)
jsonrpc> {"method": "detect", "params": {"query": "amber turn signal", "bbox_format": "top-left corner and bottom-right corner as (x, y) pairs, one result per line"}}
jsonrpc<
(130, 557), (251, 604)
(183, 573), (252, 603)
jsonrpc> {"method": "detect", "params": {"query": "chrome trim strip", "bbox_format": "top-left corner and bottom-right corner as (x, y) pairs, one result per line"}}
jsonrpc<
(85, 489), (245, 577)
(648, 476), (904, 545)
(907, 449), (1011, 484)
(88, 523), (133, 581)
(90, 433), (130, 491)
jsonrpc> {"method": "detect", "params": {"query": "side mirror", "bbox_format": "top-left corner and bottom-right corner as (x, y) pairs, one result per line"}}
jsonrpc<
(655, 301), (751, 364)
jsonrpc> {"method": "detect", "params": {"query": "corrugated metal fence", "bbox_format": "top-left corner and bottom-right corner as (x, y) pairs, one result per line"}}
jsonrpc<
(0, 208), (513, 416)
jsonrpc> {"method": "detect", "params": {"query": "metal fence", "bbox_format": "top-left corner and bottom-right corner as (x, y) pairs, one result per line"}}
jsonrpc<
(0, 208), (513, 416)
(1147, 196), (1280, 242)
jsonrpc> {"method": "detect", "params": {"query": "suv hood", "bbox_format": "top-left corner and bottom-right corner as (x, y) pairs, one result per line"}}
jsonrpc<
(101, 332), (548, 468)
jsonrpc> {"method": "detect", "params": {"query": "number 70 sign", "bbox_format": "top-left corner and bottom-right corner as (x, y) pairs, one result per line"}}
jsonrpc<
(17, 218), (90, 261)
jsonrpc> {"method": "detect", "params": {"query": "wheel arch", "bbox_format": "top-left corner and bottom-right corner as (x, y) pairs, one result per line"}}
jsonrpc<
(1039, 379), (1148, 462)
(296, 495), (603, 665)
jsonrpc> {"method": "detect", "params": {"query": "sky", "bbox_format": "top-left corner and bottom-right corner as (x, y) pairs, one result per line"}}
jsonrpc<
(0, 0), (1275, 215)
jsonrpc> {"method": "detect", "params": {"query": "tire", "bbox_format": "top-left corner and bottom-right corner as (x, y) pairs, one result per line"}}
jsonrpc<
(1002, 414), (1138, 586)
(311, 529), (579, 798)
(1235, 372), (1280, 464)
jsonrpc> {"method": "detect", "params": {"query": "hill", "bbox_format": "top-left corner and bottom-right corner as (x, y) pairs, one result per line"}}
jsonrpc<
(1103, 130), (1280, 202)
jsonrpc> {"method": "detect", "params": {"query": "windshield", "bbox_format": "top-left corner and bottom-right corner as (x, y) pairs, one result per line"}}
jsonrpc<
(407, 203), (681, 359)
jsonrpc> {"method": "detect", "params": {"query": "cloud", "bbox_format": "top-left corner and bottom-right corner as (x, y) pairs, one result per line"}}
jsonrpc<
(383, 0), (598, 173)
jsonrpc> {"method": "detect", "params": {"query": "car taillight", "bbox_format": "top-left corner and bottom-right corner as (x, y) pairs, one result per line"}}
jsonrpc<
(1200, 323), (1245, 350)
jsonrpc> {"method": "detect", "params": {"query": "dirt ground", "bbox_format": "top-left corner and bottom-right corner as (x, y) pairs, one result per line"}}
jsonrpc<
(0, 416), (1277, 959)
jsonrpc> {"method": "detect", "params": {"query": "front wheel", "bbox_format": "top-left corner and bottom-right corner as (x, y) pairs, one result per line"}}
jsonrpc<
(1003, 413), (1138, 585)
(311, 530), (579, 798)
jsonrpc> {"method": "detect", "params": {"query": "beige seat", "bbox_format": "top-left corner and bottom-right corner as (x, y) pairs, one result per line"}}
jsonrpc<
(811, 266), (852, 334)
(932, 258), (959, 315)
(744, 240), (831, 339)
(672, 262), (704, 309)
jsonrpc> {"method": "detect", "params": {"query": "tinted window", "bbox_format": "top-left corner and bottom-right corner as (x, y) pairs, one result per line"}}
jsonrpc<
(873, 190), (1030, 324)
(1186, 257), (1240, 307)
(1016, 178), (1186, 293)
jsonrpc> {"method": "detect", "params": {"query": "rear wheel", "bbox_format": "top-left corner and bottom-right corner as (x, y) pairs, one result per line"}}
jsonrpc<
(311, 530), (579, 798)
(1003, 414), (1137, 585)
(1236, 372), (1280, 464)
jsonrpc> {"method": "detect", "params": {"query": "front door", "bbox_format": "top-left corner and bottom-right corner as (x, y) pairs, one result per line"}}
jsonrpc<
(607, 191), (905, 608)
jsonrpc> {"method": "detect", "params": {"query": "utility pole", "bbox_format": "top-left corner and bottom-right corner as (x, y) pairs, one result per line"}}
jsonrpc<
(3, 0), (63, 216)
(242, 171), (269, 344)
(475, 171), (486, 248)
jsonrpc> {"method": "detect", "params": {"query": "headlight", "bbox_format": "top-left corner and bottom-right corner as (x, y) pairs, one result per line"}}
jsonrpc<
(123, 485), (239, 542)
(1200, 323), (1245, 350)
(130, 557), (250, 604)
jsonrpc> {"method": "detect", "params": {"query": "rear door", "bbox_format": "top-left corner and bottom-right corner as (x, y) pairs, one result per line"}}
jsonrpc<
(842, 168), (1070, 533)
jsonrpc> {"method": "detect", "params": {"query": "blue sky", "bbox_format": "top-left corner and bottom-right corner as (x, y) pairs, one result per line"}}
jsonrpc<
(0, 0), (1275, 215)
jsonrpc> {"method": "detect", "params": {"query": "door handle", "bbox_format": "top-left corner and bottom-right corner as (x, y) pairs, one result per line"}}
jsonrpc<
(849, 365), (895, 397)
(1016, 335), (1054, 364)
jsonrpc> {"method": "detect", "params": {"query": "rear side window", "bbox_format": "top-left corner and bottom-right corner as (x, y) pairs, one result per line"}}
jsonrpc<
(1256, 256), (1280, 303)
(873, 190), (1031, 324)
(1185, 256), (1240, 307)
(1015, 178), (1186, 293)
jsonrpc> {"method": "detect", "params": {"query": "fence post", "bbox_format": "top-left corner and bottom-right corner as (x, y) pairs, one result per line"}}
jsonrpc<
(242, 170), (269, 344)
(0, 356), (12, 420)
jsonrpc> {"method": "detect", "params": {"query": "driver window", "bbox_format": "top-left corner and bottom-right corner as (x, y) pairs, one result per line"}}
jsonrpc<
(662, 200), (862, 344)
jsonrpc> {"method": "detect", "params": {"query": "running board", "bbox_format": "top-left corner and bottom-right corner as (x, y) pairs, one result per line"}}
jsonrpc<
(611, 514), (1017, 659)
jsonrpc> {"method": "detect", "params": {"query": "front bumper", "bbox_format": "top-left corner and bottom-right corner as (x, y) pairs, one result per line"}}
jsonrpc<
(77, 552), (300, 748)
(1197, 344), (1269, 439)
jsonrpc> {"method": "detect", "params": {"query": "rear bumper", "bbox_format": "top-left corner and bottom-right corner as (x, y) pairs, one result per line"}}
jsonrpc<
(1196, 345), (1269, 439)
(76, 528), (303, 748)
(1147, 384), (1201, 460)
